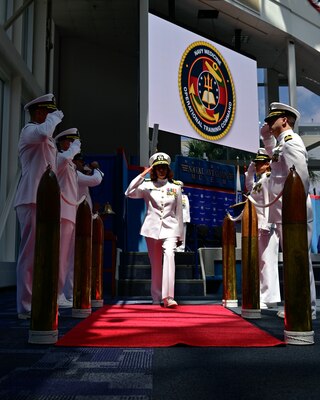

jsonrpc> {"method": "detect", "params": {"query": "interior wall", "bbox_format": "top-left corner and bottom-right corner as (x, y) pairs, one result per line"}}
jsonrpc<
(157, 130), (181, 161)
(55, 35), (139, 160)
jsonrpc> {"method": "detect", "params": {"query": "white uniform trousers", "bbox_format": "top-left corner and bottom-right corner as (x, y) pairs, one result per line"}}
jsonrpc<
(276, 222), (316, 318)
(146, 237), (177, 302)
(62, 231), (75, 301)
(16, 204), (36, 314)
(259, 228), (281, 304)
(58, 218), (75, 302)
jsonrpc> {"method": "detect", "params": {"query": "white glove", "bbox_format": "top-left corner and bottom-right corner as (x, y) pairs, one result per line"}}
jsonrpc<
(247, 161), (256, 174)
(71, 139), (81, 154)
(245, 161), (256, 192)
(51, 109), (64, 120)
(260, 123), (271, 140)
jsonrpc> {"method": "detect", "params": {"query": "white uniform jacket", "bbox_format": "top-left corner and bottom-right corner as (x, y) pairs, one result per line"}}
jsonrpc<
(56, 141), (81, 223)
(14, 113), (62, 207)
(245, 165), (271, 231)
(125, 175), (184, 240)
(77, 169), (104, 210)
(263, 129), (313, 224)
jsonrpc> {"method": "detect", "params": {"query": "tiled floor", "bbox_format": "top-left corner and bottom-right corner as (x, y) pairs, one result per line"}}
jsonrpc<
(1, 287), (320, 400)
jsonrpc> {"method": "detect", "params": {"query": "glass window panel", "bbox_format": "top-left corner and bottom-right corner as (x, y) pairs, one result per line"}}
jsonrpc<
(22, 3), (34, 70)
(0, 79), (3, 183)
(0, 0), (9, 25)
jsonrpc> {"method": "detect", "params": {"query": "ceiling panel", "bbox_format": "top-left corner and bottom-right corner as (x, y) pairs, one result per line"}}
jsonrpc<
(52, 0), (320, 95)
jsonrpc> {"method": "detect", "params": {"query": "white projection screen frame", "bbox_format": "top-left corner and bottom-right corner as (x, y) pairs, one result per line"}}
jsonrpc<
(148, 13), (260, 153)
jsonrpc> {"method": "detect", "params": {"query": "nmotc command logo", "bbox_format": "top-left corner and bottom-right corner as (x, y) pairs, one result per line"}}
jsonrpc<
(179, 41), (235, 141)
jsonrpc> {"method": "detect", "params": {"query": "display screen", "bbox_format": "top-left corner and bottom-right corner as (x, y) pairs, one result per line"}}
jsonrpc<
(149, 13), (260, 153)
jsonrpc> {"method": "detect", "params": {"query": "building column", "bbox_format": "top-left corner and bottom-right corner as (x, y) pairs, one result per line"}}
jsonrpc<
(287, 39), (297, 110)
(0, 76), (21, 263)
(139, 0), (149, 166)
(265, 69), (279, 110)
(33, 0), (47, 91)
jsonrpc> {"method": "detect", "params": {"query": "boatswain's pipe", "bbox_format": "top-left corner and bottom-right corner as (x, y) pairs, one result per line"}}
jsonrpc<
(29, 166), (60, 344)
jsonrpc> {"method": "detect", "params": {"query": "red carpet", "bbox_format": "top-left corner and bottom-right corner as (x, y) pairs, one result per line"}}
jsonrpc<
(56, 305), (284, 347)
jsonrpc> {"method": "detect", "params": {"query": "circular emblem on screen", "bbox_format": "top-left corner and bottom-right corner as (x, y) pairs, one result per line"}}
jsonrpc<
(178, 41), (236, 140)
(308, 0), (320, 11)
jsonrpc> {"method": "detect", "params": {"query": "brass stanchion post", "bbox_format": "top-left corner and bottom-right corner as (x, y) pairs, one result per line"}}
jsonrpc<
(222, 215), (238, 307)
(72, 200), (92, 318)
(241, 200), (260, 319)
(29, 167), (60, 344)
(282, 167), (314, 345)
(91, 213), (104, 308)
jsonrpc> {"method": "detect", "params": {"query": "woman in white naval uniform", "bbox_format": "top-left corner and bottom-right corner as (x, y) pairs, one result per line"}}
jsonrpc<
(125, 152), (184, 307)
(245, 149), (281, 309)
(261, 102), (316, 319)
(55, 128), (81, 308)
(14, 94), (64, 319)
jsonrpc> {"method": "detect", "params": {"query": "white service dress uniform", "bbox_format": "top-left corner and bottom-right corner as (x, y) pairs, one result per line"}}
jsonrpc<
(62, 167), (104, 300)
(245, 162), (281, 306)
(14, 103), (63, 315)
(125, 174), (184, 303)
(263, 127), (316, 318)
(77, 168), (104, 210)
(56, 135), (81, 304)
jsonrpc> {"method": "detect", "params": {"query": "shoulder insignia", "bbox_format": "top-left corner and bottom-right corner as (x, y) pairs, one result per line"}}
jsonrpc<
(144, 178), (151, 181)
(172, 180), (181, 185)
(252, 182), (262, 194)
(284, 135), (293, 142)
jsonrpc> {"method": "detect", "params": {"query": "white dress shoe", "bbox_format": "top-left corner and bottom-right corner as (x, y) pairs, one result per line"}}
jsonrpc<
(266, 302), (278, 309)
(18, 311), (31, 319)
(163, 297), (178, 308)
(261, 302), (278, 309)
(58, 294), (73, 308)
(58, 299), (73, 308)
(277, 310), (285, 318)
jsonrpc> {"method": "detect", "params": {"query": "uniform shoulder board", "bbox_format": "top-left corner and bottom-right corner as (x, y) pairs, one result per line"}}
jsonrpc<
(284, 135), (293, 142)
(172, 179), (182, 185)
(144, 178), (151, 181)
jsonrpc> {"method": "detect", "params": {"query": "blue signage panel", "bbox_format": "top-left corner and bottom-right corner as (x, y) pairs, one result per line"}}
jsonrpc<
(184, 186), (236, 227)
(174, 155), (235, 190)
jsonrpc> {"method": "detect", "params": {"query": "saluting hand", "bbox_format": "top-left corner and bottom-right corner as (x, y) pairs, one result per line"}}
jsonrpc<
(141, 165), (152, 177)
(260, 123), (271, 140)
(51, 109), (64, 120)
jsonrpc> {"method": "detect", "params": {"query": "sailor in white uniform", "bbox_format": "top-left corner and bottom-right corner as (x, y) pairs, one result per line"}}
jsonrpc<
(245, 149), (281, 309)
(14, 94), (63, 319)
(261, 102), (316, 319)
(61, 153), (104, 302)
(125, 152), (184, 307)
(73, 153), (104, 211)
(55, 128), (81, 308)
